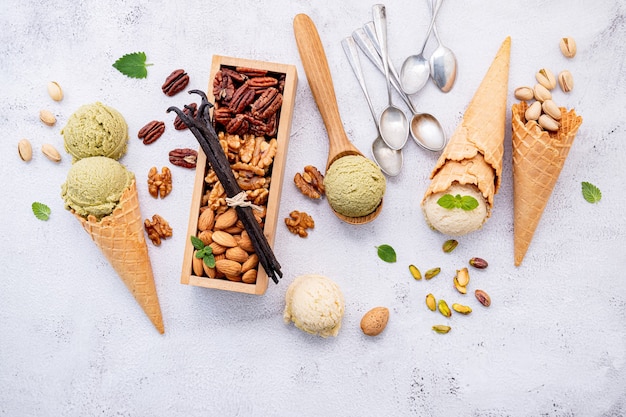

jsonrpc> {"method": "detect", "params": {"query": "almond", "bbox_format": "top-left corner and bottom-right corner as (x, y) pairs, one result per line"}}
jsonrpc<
(202, 262), (216, 278)
(238, 231), (255, 252)
(360, 307), (389, 336)
(209, 241), (226, 255)
(241, 254), (259, 273)
(197, 209), (215, 231)
(214, 208), (238, 230)
(212, 230), (237, 248)
(241, 269), (257, 284)
(215, 259), (242, 277)
(192, 251), (205, 276)
(197, 230), (213, 246)
(225, 246), (249, 263)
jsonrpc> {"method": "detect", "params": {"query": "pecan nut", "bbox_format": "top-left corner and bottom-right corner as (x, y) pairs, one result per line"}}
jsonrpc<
(229, 82), (255, 114)
(213, 70), (236, 102)
(248, 77), (278, 90)
(169, 148), (198, 168)
(173, 102), (197, 130)
(137, 120), (165, 145)
(285, 210), (315, 238)
(294, 165), (325, 199)
(162, 69), (190, 96)
(144, 214), (173, 246)
(251, 87), (282, 119)
(235, 67), (267, 77)
(147, 166), (173, 198)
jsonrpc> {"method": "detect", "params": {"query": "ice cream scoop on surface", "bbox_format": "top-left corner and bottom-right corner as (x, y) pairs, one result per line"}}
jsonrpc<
(422, 183), (488, 236)
(61, 156), (134, 220)
(62, 102), (128, 162)
(283, 274), (345, 338)
(323, 155), (386, 218)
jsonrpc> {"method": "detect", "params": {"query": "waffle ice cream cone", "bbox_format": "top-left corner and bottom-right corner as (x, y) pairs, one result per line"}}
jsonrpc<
(512, 102), (583, 266)
(422, 37), (511, 235)
(73, 180), (165, 333)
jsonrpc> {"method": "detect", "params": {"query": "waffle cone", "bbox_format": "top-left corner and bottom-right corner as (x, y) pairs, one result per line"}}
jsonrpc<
(73, 180), (164, 333)
(430, 36), (511, 192)
(512, 102), (583, 266)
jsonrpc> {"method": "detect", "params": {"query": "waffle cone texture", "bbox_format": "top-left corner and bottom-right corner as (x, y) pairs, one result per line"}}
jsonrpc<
(73, 180), (164, 333)
(512, 102), (583, 266)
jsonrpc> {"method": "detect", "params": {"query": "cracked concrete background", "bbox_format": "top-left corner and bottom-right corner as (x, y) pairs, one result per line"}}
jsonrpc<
(1, 0), (625, 416)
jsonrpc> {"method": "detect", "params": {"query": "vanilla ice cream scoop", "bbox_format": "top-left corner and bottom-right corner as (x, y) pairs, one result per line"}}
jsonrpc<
(283, 274), (345, 338)
(422, 183), (488, 236)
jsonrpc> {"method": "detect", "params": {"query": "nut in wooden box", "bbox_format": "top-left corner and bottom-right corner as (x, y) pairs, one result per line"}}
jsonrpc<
(181, 55), (297, 294)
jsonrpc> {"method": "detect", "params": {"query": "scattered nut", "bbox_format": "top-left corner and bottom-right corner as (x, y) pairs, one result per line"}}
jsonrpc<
(541, 100), (562, 121)
(525, 101), (542, 121)
(535, 68), (557, 90)
(432, 325), (451, 334)
(558, 70), (574, 93)
(454, 277), (468, 294)
(39, 109), (56, 126)
(360, 307), (389, 336)
(533, 84), (552, 102)
(469, 257), (489, 269)
(173, 102), (197, 130)
(559, 37), (577, 58)
(424, 267), (441, 280)
(442, 239), (458, 253)
(425, 293), (436, 311)
(538, 114), (560, 131)
(144, 214), (173, 246)
(452, 303), (472, 315)
(475, 289), (491, 307)
(169, 148), (198, 169)
(409, 264), (422, 280)
(18, 139), (32, 162)
(294, 165), (325, 199)
(41, 143), (61, 162)
(138, 120), (165, 145)
(455, 267), (470, 287)
(47, 81), (63, 101)
(438, 300), (451, 318)
(147, 166), (173, 198)
(514, 86), (534, 101)
(285, 210), (315, 237)
(162, 69), (190, 96)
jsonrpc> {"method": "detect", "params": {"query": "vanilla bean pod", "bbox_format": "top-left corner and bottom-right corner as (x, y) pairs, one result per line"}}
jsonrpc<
(167, 90), (282, 284)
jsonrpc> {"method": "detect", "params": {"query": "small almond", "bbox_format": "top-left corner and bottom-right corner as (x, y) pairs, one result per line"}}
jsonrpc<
(360, 307), (389, 336)
(238, 231), (255, 252)
(192, 251), (204, 276)
(202, 262), (216, 278)
(215, 259), (242, 276)
(241, 254), (259, 273)
(212, 230), (237, 248)
(241, 269), (257, 284)
(214, 208), (238, 230)
(18, 139), (33, 162)
(225, 246), (249, 263)
(197, 209), (215, 231)
(208, 241), (226, 255)
(39, 109), (56, 126)
(47, 81), (63, 101)
(41, 143), (61, 162)
(197, 230), (213, 246)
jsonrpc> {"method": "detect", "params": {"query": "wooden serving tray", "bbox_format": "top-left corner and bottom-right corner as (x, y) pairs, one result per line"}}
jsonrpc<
(180, 56), (297, 294)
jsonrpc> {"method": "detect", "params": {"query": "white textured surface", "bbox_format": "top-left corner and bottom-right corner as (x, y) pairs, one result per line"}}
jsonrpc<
(2, 0), (625, 416)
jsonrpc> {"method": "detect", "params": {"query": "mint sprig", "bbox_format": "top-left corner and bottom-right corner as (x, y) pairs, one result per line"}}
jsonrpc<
(376, 244), (397, 263)
(112, 52), (152, 79)
(581, 182), (602, 204)
(191, 235), (215, 268)
(437, 194), (479, 211)
(32, 202), (51, 221)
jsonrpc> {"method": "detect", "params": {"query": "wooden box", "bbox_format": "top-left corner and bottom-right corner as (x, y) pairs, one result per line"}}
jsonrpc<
(180, 56), (297, 294)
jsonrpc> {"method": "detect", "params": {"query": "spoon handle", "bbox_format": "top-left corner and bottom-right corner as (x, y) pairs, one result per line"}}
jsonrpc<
(372, 4), (393, 106)
(363, 21), (403, 88)
(293, 14), (360, 169)
(419, 0), (443, 52)
(341, 37), (379, 126)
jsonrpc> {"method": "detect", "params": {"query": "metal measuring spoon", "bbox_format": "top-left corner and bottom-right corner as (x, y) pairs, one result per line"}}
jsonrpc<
(342, 36), (403, 176)
(399, 0), (444, 95)
(372, 4), (409, 151)
(354, 27), (446, 151)
(429, 0), (457, 92)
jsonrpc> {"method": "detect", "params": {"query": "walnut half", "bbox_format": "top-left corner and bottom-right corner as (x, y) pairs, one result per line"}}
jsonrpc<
(147, 166), (172, 198)
(294, 165), (325, 199)
(285, 210), (315, 238)
(144, 214), (173, 246)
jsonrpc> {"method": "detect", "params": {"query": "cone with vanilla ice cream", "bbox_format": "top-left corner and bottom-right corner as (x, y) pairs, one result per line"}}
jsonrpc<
(61, 156), (164, 334)
(422, 37), (511, 236)
(512, 101), (582, 266)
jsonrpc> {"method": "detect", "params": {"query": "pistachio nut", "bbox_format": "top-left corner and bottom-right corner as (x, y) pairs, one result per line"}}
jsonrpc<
(469, 257), (488, 269)
(533, 84), (552, 102)
(541, 100), (562, 120)
(432, 325), (451, 334)
(426, 293), (436, 311)
(524, 101), (542, 121)
(455, 267), (470, 287)
(558, 70), (574, 93)
(535, 68), (557, 90)
(514, 86), (534, 101)
(47, 81), (63, 101)
(409, 264), (422, 280)
(452, 303), (472, 315)
(539, 114), (560, 132)
(559, 37), (577, 58)
(424, 267), (441, 280)
(454, 277), (467, 294)
(41, 143), (61, 163)
(475, 289), (491, 307)
(442, 239), (458, 253)
(438, 299), (451, 318)
(39, 109), (56, 126)
(18, 138), (33, 162)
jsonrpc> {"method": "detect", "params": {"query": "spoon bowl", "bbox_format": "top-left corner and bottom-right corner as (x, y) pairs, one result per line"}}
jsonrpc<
(294, 13), (383, 224)
(429, 0), (457, 92)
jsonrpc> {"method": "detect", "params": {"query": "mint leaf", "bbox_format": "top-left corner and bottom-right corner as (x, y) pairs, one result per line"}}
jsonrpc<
(582, 181), (602, 203)
(376, 244), (397, 263)
(459, 195), (479, 211)
(437, 194), (457, 209)
(203, 254), (216, 268)
(112, 52), (152, 79)
(190, 235), (205, 250)
(32, 202), (51, 221)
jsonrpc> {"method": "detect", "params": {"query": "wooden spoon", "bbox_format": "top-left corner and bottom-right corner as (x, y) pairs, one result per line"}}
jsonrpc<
(293, 13), (383, 224)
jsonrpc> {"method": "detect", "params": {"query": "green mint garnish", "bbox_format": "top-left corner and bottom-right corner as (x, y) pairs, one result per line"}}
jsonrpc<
(112, 52), (152, 79)
(581, 182), (602, 204)
(32, 202), (51, 221)
(437, 194), (479, 211)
